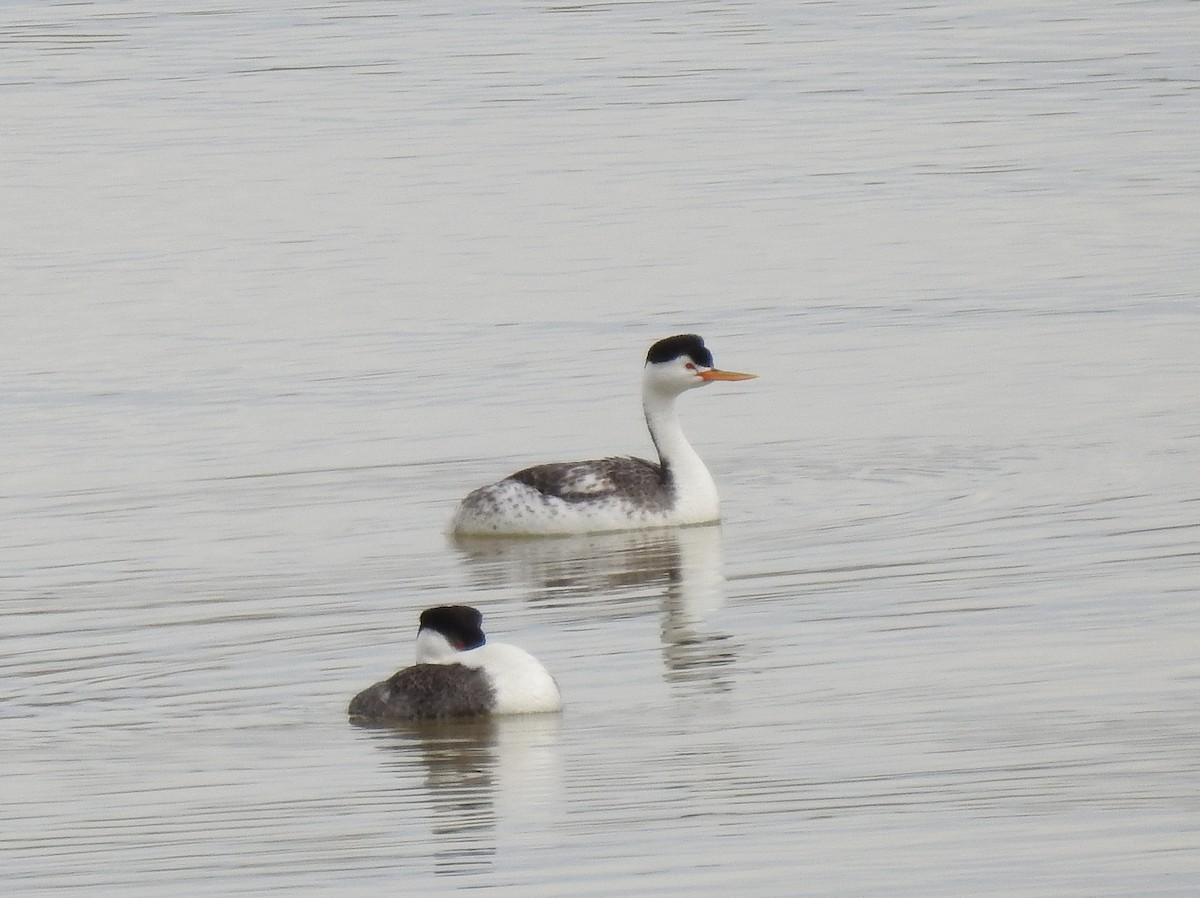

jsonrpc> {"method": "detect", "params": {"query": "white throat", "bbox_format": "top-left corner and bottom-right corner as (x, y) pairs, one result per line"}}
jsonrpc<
(642, 380), (719, 523)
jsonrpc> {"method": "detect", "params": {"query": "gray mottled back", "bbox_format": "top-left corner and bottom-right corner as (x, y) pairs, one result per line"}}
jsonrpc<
(509, 455), (669, 507)
(347, 663), (496, 722)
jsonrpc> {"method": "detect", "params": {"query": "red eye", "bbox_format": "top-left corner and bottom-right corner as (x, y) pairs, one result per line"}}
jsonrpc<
(685, 362), (697, 371)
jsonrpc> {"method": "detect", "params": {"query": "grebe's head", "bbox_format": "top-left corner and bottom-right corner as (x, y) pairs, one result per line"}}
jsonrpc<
(643, 334), (757, 396)
(415, 605), (487, 661)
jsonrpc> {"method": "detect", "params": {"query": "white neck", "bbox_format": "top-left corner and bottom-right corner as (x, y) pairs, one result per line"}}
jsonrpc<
(642, 381), (720, 523)
(414, 628), (459, 662)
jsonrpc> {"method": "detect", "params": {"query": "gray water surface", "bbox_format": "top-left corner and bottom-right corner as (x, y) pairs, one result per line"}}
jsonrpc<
(4, 2), (1199, 895)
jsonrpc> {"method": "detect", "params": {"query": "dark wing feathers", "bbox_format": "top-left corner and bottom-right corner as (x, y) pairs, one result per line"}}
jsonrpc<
(509, 456), (666, 504)
(347, 663), (495, 721)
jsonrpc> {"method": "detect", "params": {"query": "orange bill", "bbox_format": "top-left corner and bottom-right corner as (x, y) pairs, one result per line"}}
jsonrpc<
(699, 368), (757, 382)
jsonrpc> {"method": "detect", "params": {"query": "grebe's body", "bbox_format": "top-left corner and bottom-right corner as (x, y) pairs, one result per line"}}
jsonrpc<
(348, 605), (561, 722)
(451, 334), (755, 536)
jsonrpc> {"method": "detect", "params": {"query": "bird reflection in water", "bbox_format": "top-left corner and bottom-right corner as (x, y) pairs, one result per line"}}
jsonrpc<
(354, 714), (562, 877)
(451, 524), (738, 692)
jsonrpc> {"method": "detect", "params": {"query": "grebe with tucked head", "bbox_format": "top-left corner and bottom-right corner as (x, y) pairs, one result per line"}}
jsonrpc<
(348, 605), (562, 722)
(451, 334), (756, 536)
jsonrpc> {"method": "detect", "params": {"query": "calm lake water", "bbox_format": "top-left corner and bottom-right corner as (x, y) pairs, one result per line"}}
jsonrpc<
(3, 1), (1199, 895)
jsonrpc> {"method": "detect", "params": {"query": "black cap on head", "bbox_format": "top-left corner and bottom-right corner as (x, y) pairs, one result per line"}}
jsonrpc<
(418, 605), (486, 650)
(645, 334), (713, 367)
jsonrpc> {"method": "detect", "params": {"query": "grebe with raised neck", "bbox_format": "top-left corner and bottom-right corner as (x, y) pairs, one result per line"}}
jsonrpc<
(450, 334), (756, 536)
(348, 605), (562, 722)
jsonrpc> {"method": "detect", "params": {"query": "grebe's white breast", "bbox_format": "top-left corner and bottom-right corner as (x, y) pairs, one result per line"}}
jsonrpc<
(452, 641), (562, 715)
(451, 334), (756, 537)
(348, 605), (561, 722)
